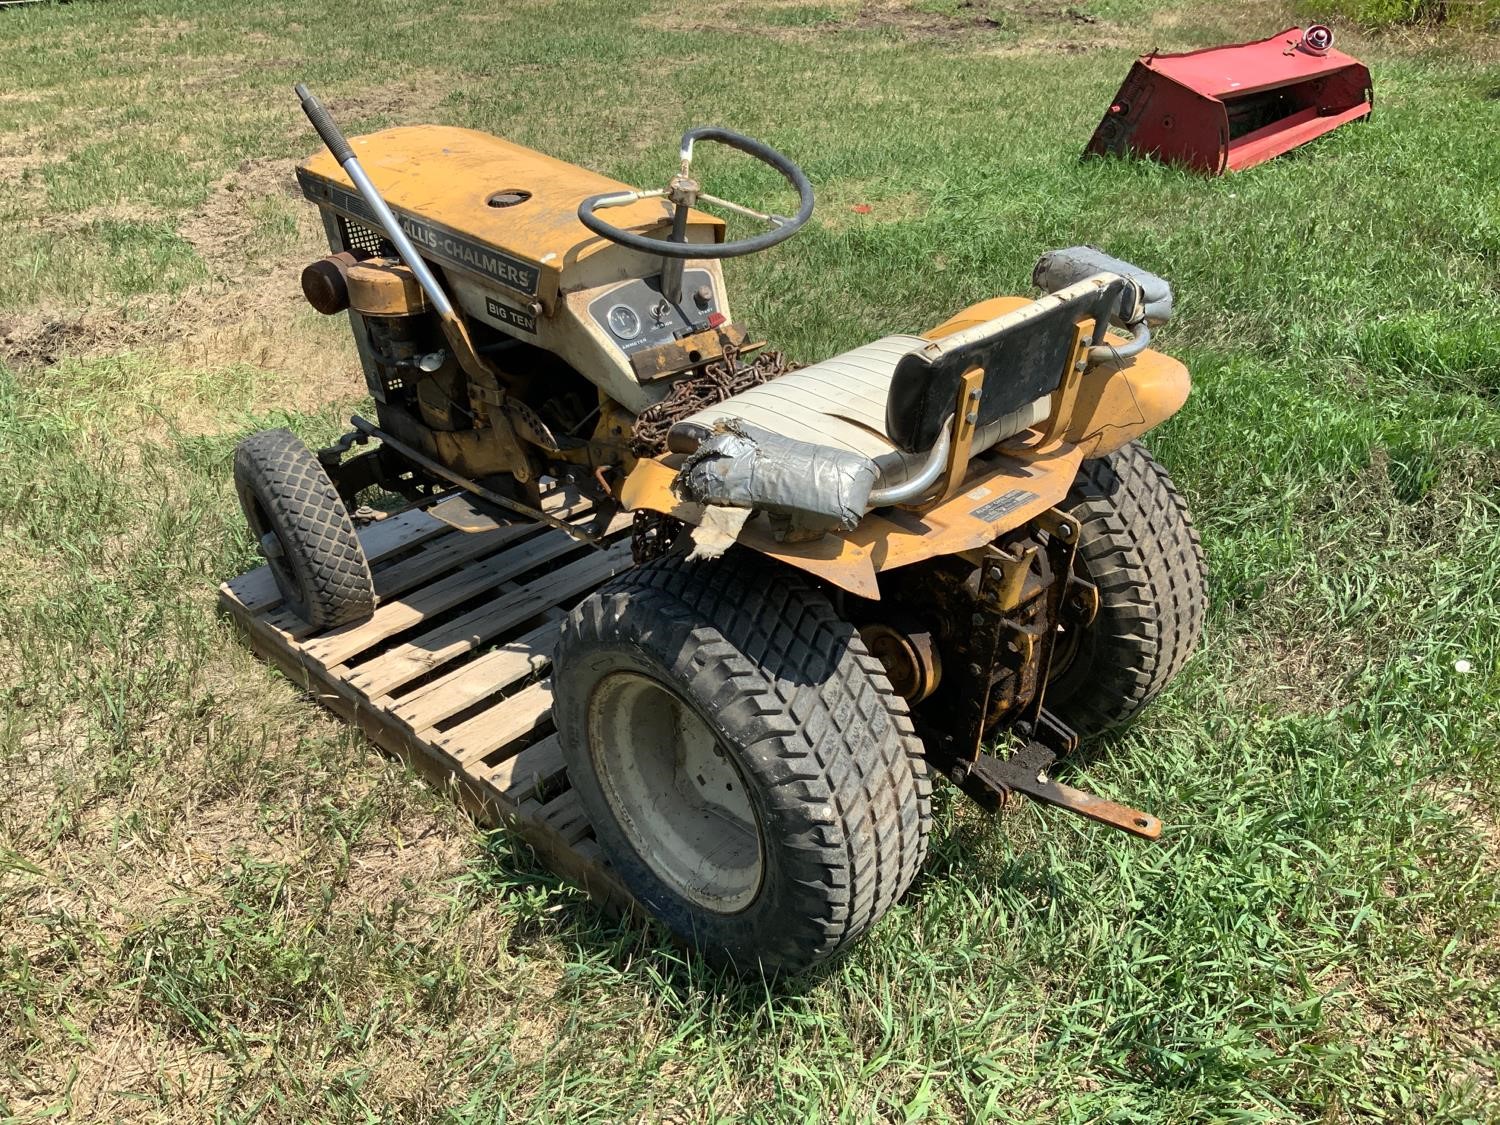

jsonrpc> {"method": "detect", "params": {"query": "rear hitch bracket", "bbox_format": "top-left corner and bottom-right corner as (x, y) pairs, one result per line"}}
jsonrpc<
(962, 741), (1163, 840)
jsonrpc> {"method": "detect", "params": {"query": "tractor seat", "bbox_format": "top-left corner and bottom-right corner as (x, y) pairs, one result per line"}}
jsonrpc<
(668, 334), (1050, 493)
(667, 272), (1143, 537)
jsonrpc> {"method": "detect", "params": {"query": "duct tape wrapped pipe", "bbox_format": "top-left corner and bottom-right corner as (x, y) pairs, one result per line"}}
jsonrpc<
(673, 420), (878, 540)
(1033, 246), (1174, 326)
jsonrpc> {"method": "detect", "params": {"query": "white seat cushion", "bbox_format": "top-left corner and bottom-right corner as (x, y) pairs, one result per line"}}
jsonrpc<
(680, 335), (1049, 488)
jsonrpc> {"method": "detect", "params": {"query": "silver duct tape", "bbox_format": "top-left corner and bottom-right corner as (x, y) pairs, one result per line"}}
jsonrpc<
(674, 420), (878, 539)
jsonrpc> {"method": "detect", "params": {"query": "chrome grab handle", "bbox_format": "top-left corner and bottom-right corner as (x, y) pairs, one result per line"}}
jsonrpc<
(866, 416), (954, 509)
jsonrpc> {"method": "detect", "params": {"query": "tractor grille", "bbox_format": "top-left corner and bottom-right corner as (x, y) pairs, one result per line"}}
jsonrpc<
(339, 216), (395, 258)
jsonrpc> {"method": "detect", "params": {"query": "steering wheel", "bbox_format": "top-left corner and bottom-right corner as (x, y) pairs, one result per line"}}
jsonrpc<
(577, 126), (815, 259)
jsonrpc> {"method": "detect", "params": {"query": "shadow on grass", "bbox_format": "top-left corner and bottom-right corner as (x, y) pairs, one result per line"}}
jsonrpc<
(473, 782), (1083, 1004)
(473, 824), (851, 999)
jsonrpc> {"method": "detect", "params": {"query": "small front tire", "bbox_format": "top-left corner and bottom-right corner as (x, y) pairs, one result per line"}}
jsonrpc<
(233, 428), (375, 629)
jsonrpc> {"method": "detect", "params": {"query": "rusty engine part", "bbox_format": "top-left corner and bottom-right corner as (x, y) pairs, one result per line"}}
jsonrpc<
(343, 258), (473, 435)
(859, 622), (942, 704)
(852, 506), (1160, 839)
(882, 509), (1094, 763)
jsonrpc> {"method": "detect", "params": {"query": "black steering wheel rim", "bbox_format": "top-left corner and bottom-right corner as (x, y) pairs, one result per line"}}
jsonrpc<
(576, 126), (815, 260)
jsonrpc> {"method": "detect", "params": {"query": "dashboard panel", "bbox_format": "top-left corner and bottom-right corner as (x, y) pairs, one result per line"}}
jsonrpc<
(586, 269), (720, 357)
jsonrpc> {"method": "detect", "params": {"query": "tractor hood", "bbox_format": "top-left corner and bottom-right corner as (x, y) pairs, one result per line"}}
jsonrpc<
(297, 125), (726, 310)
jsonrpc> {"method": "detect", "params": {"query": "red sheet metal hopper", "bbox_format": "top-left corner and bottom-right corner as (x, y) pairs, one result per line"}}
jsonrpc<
(1084, 27), (1374, 174)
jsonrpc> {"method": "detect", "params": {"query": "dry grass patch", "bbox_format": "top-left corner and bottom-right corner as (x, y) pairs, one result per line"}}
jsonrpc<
(1220, 629), (1360, 716)
(0, 311), (151, 371)
(0, 125), (55, 203)
(643, 0), (1133, 47)
(178, 156), (313, 280)
(35, 202), (171, 236)
(5, 1019), (235, 1125)
(0, 150), (363, 436)
(320, 81), (446, 129)
(1418, 777), (1500, 869)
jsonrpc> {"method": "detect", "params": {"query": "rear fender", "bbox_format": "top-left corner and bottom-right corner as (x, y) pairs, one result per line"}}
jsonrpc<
(618, 296), (1188, 597)
(1063, 344), (1190, 458)
(619, 441), (1085, 599)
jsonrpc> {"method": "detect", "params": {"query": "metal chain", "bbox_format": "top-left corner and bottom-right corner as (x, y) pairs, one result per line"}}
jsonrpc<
(628, 343), (799, 563)
(629, 343), (798, 458)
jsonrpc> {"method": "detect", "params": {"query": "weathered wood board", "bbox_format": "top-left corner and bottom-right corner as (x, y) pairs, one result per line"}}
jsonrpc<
(218, 496), (637, 911)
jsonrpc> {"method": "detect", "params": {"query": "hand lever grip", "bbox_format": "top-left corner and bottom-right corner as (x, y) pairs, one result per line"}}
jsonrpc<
(294, 83), (355, 165)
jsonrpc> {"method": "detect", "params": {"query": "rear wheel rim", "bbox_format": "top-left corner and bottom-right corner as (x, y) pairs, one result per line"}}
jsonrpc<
(586, 671), (764, 913)
(1049, 554), (1091, 684)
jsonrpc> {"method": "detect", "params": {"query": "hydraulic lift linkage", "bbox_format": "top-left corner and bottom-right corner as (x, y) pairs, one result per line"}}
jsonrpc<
(910, 508), (1163, 840)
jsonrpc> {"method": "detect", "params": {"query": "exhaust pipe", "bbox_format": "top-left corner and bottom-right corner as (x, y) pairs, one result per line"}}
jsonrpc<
(293, 84), (492, 381)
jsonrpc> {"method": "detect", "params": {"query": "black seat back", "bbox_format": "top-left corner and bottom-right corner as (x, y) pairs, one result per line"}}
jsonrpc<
(885, 278), (1132, 454)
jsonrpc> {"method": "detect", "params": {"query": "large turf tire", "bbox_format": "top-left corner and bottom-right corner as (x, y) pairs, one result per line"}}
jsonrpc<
(1048, 441), (1207, 736)
(233, 428), (375, 629)
(552, 552), (932, 974)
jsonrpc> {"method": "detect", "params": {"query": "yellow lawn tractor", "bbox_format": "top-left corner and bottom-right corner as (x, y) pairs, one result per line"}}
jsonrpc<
(233, 86), (1206, 972)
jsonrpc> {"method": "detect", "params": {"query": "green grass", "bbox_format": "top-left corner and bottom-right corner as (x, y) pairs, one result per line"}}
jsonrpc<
(1, 0), (1498, 1120)
(1310, 0), (1499, 30)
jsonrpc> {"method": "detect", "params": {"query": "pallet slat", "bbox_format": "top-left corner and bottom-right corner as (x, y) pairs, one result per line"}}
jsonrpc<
(372, 523), (529, 600)
(349, 544), (631, 698)
(487, 733), (568, 802)
(218, 506), (638, 916)
(307, 526), (579, 667)
(394, 618), (562, 732)
(538, 790), (594, 847)
(442, 680), (554, 766)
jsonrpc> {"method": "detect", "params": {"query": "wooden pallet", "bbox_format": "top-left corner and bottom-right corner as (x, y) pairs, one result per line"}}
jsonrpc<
(218, 494), (638, 911)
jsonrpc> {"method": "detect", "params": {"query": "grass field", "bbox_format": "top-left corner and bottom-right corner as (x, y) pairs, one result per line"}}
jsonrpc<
(1, 0), (1498, 1120)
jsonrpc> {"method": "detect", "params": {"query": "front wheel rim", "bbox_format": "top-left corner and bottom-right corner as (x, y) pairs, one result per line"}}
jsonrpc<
(247, 498), (302, 609)
(586, 671), (765, 913)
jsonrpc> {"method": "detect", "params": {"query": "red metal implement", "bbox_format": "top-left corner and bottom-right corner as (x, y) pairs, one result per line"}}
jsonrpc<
(1085, 28), (1374, 174)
